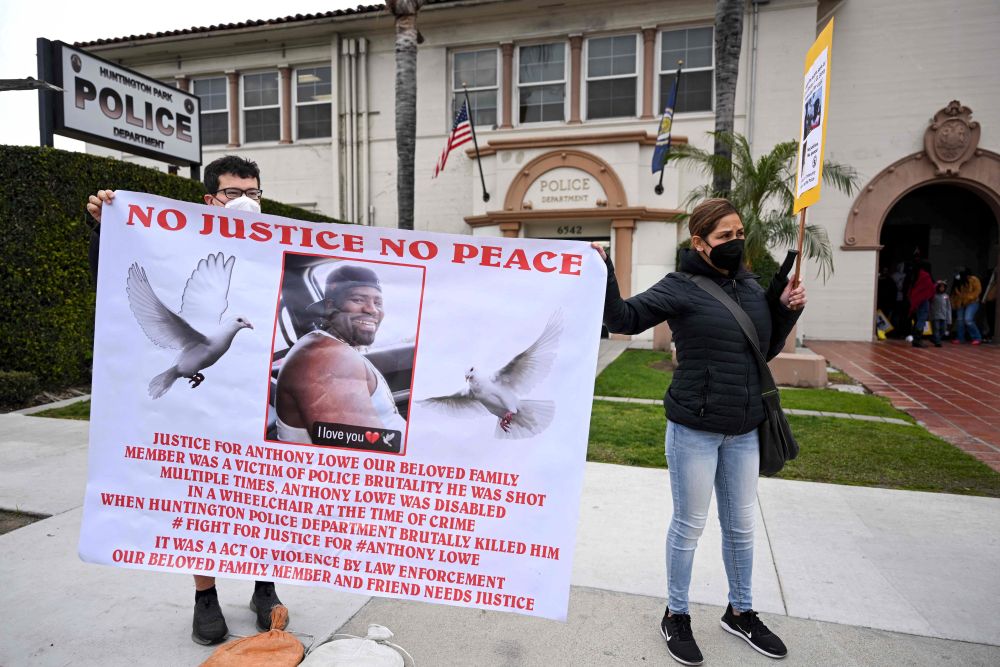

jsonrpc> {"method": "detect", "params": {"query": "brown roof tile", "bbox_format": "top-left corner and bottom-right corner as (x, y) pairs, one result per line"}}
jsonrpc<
(75, 1), (460, 47)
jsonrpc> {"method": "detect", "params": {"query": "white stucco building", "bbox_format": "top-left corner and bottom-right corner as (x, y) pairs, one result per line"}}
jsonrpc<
(80, 0), (1000, 341)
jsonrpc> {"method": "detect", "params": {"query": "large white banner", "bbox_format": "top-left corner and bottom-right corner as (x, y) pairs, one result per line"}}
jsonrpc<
(81, 192), (604, 620)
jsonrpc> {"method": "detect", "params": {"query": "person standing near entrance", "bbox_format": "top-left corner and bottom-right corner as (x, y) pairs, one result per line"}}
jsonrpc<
(907, 262), (934, 348)
(929, 281), (952, 347)
(595, 198), (805, 665)
(951, 267), (983, 345)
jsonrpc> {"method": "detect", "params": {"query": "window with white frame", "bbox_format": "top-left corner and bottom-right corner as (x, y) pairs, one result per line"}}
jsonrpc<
(659, 27), (713, 113)
(518, 43), (565, 123)
(192, 77), (228, 146)
(243, 71), (280, 143)
(586, 35), (638, 119)
(452, 49), (498, 128)
(295, 66), (332, 139)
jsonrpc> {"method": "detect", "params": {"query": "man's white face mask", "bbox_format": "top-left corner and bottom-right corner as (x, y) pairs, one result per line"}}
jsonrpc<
(224, 195), (262, 214)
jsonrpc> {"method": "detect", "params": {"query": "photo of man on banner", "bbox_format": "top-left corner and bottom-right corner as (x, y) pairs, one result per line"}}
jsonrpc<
(268, 256), (421, 452)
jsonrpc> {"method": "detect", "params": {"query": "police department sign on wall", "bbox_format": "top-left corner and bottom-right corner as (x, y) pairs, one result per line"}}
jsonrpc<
(49, 41), (201, 165)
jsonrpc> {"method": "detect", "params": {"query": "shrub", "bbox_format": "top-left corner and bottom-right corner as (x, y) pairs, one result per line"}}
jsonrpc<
(0, 146), (340, 389)
(0, 370), (41, 407)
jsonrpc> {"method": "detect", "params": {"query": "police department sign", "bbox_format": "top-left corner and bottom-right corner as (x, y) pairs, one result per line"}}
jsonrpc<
(46, 40), (201, 165)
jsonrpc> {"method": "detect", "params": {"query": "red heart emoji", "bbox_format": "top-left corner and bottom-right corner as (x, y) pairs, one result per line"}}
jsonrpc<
(365, 431), (380, 444)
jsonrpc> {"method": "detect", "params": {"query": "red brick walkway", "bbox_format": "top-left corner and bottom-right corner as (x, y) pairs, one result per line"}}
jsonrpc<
(806, 340), (1000, 472)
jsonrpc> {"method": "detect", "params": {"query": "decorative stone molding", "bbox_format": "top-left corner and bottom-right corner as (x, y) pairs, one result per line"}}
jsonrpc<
(225, 70), (240, 148)
(503, 149), (629, 212)
(465, 206), (684, 226)
(924, 100), (980, 176)
(568, 35), (583, 125)
(466, 130), (686, 157)
(844, 102), (1000, 251)
(499, 43), (514, 129)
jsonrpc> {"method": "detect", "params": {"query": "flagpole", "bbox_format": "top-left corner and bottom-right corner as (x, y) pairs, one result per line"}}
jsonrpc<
(654, 60), (683, 196)
(463, 85), (491, 203)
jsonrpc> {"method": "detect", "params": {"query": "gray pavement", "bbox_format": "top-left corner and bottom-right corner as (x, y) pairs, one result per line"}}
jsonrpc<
(2, 345), (1000, 664)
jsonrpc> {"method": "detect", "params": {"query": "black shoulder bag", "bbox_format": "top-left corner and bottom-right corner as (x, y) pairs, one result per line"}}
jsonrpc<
(684, 274), (799, 476)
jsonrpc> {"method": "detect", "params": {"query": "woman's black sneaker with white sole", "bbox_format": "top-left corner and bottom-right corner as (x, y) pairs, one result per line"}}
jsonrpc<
(720, 604), (787, 658)
(660, 609), (704, 665)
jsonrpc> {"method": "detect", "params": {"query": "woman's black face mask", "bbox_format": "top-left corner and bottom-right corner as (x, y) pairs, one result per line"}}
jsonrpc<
(702, 238), (745, 275)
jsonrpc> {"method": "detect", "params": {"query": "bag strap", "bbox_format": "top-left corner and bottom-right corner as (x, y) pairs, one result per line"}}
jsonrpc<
(681, 272), (778, 396)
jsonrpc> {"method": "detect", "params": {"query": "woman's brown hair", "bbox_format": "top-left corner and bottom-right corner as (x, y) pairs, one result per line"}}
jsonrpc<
(688, 198), (738, 241)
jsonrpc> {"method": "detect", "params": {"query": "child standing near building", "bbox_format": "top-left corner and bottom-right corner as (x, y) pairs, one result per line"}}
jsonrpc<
(930, 280), (952, 348)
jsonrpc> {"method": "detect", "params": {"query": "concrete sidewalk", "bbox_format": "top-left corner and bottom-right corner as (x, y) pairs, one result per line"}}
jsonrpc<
(2, 410), (999, 665)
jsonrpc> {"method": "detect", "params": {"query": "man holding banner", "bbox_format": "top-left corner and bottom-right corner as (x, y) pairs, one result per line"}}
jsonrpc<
(86, 155), (287, 646)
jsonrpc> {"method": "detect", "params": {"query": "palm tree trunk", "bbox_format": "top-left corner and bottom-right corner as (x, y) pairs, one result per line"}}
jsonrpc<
(388, 1), (423, 230)
(712, 0), (744, 196)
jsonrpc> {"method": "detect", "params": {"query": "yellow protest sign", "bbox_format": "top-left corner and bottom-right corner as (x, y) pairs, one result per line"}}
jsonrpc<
(793, 19), (834, 213)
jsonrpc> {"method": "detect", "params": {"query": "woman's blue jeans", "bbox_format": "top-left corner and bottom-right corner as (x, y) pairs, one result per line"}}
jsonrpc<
(665, 420), (758, 614)
(956, 303), (982, 342)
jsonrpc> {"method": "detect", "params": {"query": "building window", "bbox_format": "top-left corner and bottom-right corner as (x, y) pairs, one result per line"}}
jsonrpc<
(192, 77), (228, 146)
(452, 49), (498, 128)
(518, 43), (565, 123)
(243, 71), (280, 143)
(659, 27), (713, 113)
(295, 66), (332, 139)
(586, 35), (638, 119)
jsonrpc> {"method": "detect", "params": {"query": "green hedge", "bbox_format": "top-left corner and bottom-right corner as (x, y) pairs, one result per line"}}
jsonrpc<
(0, 370), (41, 408)
(0, 146), (339, 389)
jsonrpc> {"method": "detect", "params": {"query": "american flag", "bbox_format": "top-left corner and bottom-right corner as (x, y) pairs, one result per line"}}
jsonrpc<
(434, 99), (473, 178)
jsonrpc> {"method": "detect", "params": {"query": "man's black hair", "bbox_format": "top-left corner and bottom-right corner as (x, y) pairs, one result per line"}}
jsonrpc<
(203, 155), (261, 194)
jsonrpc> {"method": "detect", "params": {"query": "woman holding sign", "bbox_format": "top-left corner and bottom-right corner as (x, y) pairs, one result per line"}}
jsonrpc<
(595, 198), (805, 665)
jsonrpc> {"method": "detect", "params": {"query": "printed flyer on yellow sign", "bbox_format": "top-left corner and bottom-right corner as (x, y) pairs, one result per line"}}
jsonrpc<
(794, 19), (834, 213)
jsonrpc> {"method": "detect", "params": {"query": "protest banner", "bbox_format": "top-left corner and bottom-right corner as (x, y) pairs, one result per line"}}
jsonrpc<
(80, 192), (605, 621)
(793, 19), (834, 214)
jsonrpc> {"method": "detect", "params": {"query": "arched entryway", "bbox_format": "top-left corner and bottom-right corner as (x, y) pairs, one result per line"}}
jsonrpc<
(878, 184), (998, 338)
(844, 101), (1000, 340)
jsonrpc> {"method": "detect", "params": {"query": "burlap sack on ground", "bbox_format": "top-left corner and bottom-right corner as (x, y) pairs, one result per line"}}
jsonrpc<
(199, 605), (303, 667)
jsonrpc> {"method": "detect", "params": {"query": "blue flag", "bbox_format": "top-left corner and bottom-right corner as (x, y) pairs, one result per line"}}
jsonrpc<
(652, 66), (682, 174)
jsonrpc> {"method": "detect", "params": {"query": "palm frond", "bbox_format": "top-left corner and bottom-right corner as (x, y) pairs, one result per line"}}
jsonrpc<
(670, 131), (858, 282)
(821, 160), (860, 196)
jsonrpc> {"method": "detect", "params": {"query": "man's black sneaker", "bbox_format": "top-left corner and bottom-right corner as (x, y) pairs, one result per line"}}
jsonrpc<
(720, 604), (787, 659)
(659, 609), (704, 666)
(192, 591), (228, 645)
(249, 582), (286, 631)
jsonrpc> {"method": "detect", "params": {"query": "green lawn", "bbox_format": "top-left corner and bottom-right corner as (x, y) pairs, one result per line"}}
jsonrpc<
(595, 349), (911, 421)
(588, 401), (1000, 497)
(594, 349), (672, 400)
(34, 400), (91, 420)
(780, 389), (912, 422)
(35, 395), (1000, 497)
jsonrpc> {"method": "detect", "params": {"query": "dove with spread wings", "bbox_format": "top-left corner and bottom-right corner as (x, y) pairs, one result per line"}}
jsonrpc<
(418, 310), (563, 440)
(126, 252), (253, 399)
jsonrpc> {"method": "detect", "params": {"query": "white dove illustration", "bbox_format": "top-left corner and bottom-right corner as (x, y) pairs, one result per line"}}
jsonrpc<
(126, 252), (253, 399)
(419, 310), (563, 440)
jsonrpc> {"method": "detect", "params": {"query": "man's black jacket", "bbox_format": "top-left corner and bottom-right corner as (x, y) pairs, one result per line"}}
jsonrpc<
(603, 249), (801, 435)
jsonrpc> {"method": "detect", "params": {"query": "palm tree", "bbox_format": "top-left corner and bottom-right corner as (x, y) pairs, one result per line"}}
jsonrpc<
(666, 131), (860, 280)
(386, 0), (425, 230)
(712, 0), (745, 195)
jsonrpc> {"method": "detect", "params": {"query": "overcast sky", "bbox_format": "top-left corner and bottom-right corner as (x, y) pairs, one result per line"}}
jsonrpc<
(0, 0), (362, 150)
